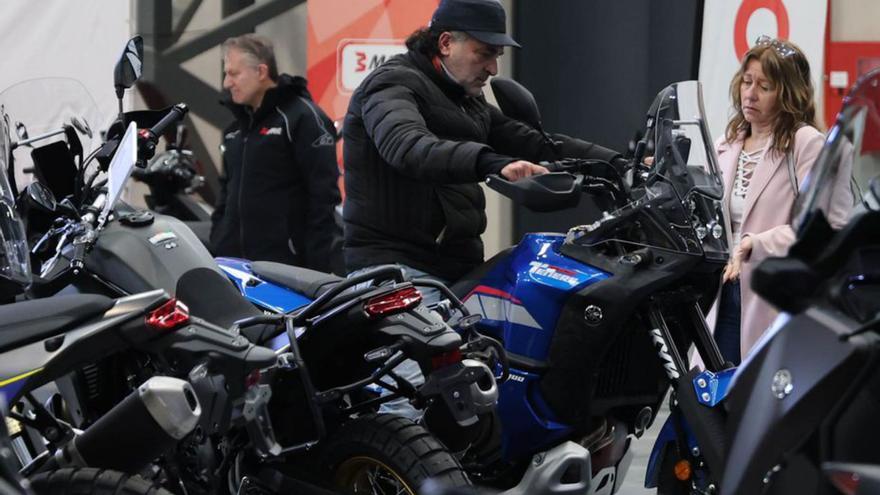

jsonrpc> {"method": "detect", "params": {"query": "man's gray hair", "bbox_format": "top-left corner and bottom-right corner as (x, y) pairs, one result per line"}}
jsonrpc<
(222, 34), (279, 81)
(405, 28), (470, 58)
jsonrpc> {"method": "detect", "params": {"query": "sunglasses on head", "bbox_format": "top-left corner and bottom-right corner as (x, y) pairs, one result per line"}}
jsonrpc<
(755, 35), (797, 58)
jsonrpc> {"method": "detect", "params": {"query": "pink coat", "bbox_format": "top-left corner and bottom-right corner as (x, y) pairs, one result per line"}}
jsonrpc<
(706, 125), (825, 358)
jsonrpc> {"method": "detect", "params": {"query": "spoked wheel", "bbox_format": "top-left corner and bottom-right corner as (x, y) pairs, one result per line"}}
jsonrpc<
(322, 414), (470, 495)
(333, 456), (416, 494)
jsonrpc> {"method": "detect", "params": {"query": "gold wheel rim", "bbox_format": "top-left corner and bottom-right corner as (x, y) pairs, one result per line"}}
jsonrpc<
(333, 456), (415, 495)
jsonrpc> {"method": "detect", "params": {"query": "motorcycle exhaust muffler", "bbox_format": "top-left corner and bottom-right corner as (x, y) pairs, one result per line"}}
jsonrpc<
(54, 376), (201, 472)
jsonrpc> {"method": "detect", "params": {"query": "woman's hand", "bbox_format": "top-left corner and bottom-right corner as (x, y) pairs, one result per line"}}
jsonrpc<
(722, 235), (754, 283)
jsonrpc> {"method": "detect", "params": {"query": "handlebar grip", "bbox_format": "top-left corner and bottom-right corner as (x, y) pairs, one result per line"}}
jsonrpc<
(540, 160), (564, 172)
(142, 103), (189, 145)
(137, 104), (189, 163)
(71, 238), (88, 271)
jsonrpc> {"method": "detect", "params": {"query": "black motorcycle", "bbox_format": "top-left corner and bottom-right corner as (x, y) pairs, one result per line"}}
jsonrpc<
(652, 68), (880, 495)
(7, 35), (497, 495)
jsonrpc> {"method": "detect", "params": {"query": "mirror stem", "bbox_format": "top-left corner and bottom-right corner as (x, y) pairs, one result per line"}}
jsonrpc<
(116, 87), (125, 124)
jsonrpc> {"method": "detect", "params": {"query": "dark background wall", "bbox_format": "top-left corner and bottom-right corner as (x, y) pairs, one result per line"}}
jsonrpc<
(511, 0), (704, 237)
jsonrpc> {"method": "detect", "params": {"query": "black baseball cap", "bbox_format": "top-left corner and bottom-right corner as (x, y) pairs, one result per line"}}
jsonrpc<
(430, 0), (521, 48)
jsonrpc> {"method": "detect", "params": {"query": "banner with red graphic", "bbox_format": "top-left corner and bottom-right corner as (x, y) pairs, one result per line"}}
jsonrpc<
(306, 0), (439, 197)
(698, 0), (827, 141)
(306, 0), (439, 122)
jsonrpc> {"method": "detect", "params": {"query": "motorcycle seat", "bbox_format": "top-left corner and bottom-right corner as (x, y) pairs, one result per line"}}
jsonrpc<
(0, 294), (115, 352)
(176, 267), (277, 344)
(250, 262), (343, 299)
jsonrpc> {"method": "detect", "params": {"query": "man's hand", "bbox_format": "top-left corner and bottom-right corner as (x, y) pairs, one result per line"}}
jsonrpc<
(500, 160), (548, 181)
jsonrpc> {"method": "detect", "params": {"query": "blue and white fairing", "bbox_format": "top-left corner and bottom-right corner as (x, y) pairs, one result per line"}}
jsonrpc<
(216, 257), (312, 314)
(460, 233), (609, 460)
(461, 233), (608, 361)
(216, 257), (312, 351)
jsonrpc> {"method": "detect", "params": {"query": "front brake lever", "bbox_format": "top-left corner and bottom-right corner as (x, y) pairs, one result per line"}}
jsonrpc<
(40, 230), (71, 278)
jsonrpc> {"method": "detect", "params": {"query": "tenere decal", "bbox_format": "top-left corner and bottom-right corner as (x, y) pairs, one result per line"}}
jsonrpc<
(528, 261), (583, 287)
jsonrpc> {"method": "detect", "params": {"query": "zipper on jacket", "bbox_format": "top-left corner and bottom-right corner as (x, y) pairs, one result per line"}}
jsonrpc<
(435, 226), (447, 245)
(238, 134), (249, 258)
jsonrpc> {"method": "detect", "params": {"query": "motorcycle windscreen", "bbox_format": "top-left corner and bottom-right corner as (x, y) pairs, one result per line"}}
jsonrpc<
(719, 308), (873, 495)
(0, 113), (31, 288)
(793, 68), (880, 232)
(575, 81), (730, 262)
(0, 78), (105, 196)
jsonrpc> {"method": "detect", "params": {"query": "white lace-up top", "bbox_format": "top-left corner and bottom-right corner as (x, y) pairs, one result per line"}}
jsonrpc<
(729, 146), (765, 247)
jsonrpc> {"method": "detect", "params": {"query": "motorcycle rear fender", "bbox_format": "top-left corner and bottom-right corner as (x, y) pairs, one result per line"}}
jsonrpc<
(2, 290), (170, 402)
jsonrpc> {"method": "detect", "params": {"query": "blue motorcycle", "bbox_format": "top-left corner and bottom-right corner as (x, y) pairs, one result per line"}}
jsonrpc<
(217, 78), (733, 494)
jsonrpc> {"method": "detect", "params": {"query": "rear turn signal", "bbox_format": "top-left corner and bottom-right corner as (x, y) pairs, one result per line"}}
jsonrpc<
(245, 369), (262, 389)
(146, 298), (190, 331)
(431, 349), (462, 370)
(364, 286), (422, 318)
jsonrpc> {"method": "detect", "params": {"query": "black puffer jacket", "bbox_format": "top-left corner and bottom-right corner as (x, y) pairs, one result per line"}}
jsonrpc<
(210, 74), (341, 272)
(343, 51), (620, 281)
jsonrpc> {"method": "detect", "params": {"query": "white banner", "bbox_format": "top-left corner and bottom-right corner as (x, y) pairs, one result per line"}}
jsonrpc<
(0, 0), (130, 190)
(0, 0), (131, 129)
(699, 0), (828, 142)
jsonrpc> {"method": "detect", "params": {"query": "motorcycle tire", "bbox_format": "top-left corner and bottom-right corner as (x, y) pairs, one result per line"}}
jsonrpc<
(29, 468), (172, 495)
(321, 413), (470, 494)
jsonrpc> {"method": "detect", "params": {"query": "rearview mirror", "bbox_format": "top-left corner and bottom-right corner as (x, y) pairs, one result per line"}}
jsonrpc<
(15, 122), (28, 141)
(70, 117), (93, 139)
(25, 182), (58, 213)
(114, 36), (144, 94)
(490, 77), (543, 131)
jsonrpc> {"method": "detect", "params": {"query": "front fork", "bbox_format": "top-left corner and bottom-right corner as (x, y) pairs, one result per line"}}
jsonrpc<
(644, 303), (731, 492)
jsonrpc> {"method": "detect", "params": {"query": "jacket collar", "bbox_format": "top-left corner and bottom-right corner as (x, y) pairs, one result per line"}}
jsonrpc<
(406, 51), (469, 102)
(221, 73), (311, 128)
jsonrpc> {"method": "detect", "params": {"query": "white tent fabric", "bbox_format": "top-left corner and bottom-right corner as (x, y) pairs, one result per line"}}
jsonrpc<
(0, 0), (131, 126)
(0, 0), (131, 188)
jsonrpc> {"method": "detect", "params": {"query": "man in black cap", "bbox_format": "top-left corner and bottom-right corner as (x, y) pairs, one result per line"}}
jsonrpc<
(343, 0), (624, 419)
(343, 0), (623, 287)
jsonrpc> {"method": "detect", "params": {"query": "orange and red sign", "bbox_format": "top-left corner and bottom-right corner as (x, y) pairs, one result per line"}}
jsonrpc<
(306, 0), (439, 123)
(306, 0), (439, 197)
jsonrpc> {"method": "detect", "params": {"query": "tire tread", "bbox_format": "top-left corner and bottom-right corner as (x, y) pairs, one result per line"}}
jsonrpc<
(29, 468), (171, 495)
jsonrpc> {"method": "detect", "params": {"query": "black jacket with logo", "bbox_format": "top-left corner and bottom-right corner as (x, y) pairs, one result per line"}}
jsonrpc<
(210, 74), (341, 271)
(342, 51), (621, 281)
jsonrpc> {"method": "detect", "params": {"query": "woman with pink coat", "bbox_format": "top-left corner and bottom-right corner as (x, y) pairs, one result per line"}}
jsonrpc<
(709, 36), (824, 365)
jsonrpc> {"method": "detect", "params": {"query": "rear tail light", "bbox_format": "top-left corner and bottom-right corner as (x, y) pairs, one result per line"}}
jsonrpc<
(827, 470), (860, 495)
(146, 298), (190, 331)
(364, 286), (422, 318)
(431, 349), (462, 370)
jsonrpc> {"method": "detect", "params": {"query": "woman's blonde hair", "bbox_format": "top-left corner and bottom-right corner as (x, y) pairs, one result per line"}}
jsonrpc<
(725, 38), (819, 153)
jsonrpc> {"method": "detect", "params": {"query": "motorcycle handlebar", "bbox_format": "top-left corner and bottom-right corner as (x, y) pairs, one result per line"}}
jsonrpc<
(144, 104), (189, 145)
(71, 238), (87, 271)
(137, 104), (189, 162)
